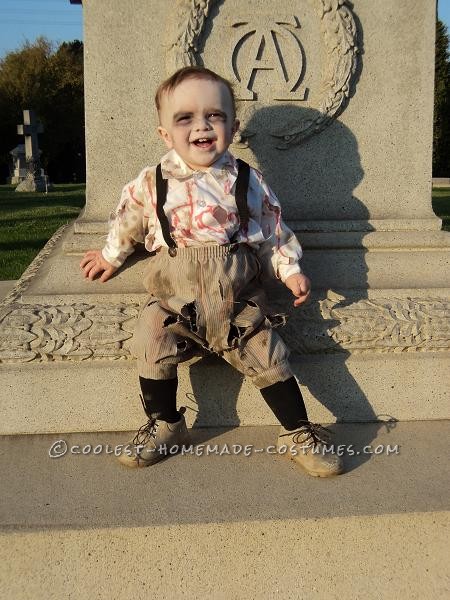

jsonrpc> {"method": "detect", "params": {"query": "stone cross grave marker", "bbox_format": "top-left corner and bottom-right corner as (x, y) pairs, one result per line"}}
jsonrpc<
(15, 109), (46, 192)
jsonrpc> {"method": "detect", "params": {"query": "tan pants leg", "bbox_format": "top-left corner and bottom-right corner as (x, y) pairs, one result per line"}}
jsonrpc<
(221, 323), (293, 388)
(131, 300), (200, 380)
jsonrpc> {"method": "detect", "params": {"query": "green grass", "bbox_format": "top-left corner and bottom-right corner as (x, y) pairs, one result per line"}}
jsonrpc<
(0, 184), (85, 280)
(0, 184), (449, 281)
(432, 187), (450, 231)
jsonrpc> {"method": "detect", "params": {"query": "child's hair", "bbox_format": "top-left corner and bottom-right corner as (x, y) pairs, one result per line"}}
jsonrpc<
(155, 66), (237, 118)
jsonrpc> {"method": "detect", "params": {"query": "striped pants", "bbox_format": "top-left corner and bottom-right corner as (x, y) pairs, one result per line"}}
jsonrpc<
(131, 243), (293, 389)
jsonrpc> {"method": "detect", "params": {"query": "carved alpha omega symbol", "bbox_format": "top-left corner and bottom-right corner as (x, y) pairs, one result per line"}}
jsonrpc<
(166, 0), (359, 148)
(228, 16), (307, 101)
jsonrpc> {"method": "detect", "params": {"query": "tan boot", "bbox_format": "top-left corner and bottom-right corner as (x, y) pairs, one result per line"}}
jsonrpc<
(277, 420), (344, 477)
(117, 406), (191, 468)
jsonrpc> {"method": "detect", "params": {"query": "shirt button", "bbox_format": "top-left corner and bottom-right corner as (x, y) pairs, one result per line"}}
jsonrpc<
(198, 200), (206, 207)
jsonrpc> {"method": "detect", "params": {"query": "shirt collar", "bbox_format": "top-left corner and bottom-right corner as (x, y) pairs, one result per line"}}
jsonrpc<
(160, 148), (238, 189)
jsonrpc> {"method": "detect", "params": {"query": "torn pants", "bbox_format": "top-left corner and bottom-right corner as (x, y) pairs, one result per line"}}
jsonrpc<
(131, 243), (293, 388)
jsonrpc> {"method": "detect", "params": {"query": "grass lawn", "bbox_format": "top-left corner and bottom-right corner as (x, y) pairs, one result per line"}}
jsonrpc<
(0, 184), (85, 280)
(0, 184), (449, 282)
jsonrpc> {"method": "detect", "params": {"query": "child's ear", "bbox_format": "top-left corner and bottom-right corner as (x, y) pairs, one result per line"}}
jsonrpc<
(157, 126), (173, 149)
(232, 119), (240, 135)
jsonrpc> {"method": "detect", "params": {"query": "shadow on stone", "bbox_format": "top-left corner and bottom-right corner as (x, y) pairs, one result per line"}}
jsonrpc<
(181, 105), (396, 471)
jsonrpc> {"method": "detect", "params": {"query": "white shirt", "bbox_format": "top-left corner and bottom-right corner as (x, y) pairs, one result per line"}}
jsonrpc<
(102, 149), (302, 282)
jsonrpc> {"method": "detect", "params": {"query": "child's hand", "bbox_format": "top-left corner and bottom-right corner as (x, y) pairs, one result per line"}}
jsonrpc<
(80, 250), (118, 283)
(284, 273), (311, 307)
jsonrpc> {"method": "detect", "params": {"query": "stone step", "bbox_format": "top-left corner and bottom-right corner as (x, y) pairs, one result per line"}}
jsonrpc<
(1, 353), (448, 435)
(0, 421), (448, 599)
(298, 230), (450, 249)
(65, 228), (450, 253)
(2, 512), (447, 599)
(16, 225), (450, 298)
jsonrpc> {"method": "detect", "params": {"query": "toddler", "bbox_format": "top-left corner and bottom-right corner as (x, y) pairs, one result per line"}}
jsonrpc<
(80, 66), (343, 477)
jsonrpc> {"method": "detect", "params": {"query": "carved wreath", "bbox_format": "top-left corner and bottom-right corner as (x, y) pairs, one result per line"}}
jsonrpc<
(166, 0), (359, 148)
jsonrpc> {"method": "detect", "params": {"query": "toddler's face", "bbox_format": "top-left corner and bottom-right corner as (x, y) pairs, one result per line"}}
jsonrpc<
(157, 77), (239, 171)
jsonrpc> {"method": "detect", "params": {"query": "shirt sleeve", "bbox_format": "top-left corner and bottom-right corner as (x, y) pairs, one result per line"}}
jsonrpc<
(101, 169), (150, 267)
(250, 168), (303, 283)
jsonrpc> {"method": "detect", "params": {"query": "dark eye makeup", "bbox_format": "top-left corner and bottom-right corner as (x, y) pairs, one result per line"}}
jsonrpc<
(175, 111), (226, 123)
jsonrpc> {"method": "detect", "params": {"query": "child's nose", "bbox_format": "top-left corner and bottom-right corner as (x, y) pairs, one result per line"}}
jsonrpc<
(193, 116), (212, 130)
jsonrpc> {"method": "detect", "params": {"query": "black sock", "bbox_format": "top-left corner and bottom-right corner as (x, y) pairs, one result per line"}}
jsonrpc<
(260, 376), (309, 430)
(139, 376), (180, 423)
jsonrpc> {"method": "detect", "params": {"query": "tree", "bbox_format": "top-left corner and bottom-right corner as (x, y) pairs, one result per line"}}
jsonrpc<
(434, 19), (450, 176)
(0, 37), (85, 183)
(44, 40), (85, 182)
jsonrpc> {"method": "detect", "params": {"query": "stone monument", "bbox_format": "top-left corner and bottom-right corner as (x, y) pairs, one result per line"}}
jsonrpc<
(8, 144), (46, 185)
(0, 0), (449, 435)
(14, 109), (47, 192)
(8, 145), (27, 185)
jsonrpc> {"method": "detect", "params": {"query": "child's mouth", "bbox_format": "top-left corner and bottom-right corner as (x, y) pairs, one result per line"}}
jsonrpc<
(193, 138), (215, 149)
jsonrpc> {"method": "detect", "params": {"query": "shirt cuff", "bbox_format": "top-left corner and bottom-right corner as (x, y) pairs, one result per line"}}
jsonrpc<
(101, 246), (133, 268)
(277, 263), (302, 284)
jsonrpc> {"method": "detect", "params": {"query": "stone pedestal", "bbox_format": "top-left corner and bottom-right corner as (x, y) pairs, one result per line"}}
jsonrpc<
(8, 144), (46, 186)
(1, 0), (449, 434)
(15, 175), (47, 192)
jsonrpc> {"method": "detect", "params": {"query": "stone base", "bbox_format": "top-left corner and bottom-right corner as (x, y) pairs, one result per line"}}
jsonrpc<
(15, 177), (47, 192)
(432, 178), (450, 187)
(0, 352), (448, 435)
(0, 223), (449, 434)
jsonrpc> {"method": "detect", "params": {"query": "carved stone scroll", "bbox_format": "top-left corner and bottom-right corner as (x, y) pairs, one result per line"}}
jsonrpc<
(282, 297), (450, 355)
(0, 303), (139, 363)
(1, 297), (448, 363)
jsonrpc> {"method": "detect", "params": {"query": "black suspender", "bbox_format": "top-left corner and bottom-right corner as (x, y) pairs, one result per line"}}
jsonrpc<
(155, 163), (177, 252)
(235, 159), (250, 232)
(155, 159), (251, 251)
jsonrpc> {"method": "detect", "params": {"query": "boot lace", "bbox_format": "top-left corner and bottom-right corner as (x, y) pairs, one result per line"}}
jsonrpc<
(132, 395), (159, 446)
(279, 420), (331, 447)
(132, 418), (159, 447)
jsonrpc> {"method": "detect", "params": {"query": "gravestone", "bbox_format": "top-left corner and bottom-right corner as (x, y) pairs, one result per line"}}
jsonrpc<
(8, 144), (45, 185)
(8, 145), (27, 184)
(14, 109), (47, 192)
(0, 0), (449, 435)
